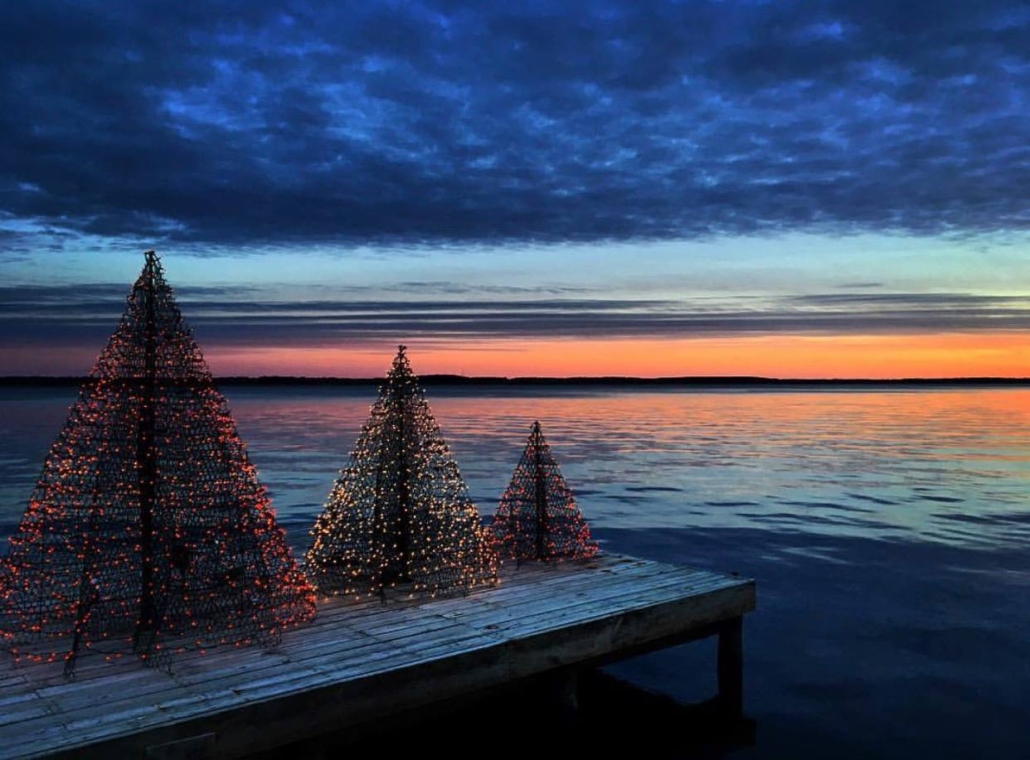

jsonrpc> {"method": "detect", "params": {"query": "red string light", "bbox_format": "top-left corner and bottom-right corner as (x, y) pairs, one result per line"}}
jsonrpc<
(490, 421), (599, 563)
(0, 251), (316, 676)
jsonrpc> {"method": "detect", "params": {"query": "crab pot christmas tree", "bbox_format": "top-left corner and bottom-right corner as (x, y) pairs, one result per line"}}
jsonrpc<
(0, 252), (316, 676)
(490, 421), (599, 563)
(306, 346), (497, 598)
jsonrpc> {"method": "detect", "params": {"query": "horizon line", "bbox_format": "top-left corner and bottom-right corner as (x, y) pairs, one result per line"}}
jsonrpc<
(1, 374), (1028, 386)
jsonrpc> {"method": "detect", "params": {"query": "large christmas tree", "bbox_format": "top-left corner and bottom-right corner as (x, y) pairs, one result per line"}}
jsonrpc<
(490, 421), (599, 562)
(306, 346), (497, 598)
(0, 252), (316, 676)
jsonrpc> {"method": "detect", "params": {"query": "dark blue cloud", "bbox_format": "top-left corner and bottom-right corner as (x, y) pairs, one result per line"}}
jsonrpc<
(0, 0), (1027, 250)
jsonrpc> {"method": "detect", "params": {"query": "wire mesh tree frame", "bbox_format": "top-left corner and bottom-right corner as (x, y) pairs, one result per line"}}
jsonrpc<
(490, 421), (599, 563)
(306, 346), (497, 598)
(0, 252), (316, 676)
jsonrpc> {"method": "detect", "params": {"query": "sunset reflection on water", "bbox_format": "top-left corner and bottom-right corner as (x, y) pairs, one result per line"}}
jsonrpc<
(2, 386), (1027, 553)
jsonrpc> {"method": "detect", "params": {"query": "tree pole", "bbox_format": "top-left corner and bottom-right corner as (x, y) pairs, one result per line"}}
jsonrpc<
(133, 252), (159, 651)
(395, 347), (411, 582)
(533, 422), (548, 560)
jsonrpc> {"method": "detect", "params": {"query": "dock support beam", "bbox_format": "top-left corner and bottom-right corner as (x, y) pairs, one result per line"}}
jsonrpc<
(717, 616), (743, 718)
(552, 667), (580, 713)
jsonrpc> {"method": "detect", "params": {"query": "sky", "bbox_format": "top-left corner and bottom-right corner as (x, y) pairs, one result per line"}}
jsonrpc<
(0, 1), (1028, 378)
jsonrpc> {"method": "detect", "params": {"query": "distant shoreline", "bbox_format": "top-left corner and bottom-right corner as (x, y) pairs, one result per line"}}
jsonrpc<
(2, 375), (1028, 388)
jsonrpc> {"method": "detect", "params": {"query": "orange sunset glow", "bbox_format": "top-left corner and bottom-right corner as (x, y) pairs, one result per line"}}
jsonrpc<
(202, 333), (1030, 379)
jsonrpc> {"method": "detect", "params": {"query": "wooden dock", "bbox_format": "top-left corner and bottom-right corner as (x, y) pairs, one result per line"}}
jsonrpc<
(0, 554), (755, 759)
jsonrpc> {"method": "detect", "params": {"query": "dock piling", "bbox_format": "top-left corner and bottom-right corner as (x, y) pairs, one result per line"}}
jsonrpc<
(717, 616), (744, 717)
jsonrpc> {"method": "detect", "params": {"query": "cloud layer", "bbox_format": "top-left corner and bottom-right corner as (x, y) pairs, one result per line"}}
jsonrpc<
(1, 0), (1027, 251)
(3, 283), (1028, 350)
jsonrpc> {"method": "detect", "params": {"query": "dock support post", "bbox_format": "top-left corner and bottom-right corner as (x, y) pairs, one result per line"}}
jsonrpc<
(553, 667), (580, 712)
(548, 666), (582, 731)
(717, 616), (743, 718)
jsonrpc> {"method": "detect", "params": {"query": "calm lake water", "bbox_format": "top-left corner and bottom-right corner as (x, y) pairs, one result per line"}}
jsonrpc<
(2, 385), (1029, 758)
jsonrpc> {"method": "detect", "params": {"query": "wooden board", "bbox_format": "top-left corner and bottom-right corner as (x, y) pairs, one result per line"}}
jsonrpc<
(0, 555), (755, 759)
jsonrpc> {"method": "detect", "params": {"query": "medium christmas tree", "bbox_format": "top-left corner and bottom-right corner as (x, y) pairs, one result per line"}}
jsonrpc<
(0, 252), (316, 676)
(306, 346), (497, 598)
(490, 421), (599, 562)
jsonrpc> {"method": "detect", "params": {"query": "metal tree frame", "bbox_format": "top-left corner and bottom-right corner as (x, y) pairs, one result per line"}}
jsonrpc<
(0, 252), (316, 676)
(491, 421), (599, 563)
(306, 346), (497, 598)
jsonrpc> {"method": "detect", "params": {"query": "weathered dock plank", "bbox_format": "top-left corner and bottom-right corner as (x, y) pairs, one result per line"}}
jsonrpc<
(0, 555), (755, 759)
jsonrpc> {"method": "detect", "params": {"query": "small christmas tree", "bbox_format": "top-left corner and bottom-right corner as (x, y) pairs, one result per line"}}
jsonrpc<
(0, 252), (316, 676)
(306, 346), (496, 598)
(491, 421), (599, 562)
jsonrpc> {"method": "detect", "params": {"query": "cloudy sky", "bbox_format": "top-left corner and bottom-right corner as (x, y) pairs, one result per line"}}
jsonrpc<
(1, 0), (1027, 377)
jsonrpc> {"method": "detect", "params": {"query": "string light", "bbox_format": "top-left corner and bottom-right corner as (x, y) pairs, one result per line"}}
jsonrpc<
(0, 251), (316, 676)
(490, 421), (599, 563)
(306, 346), (497, 598)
